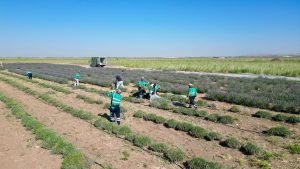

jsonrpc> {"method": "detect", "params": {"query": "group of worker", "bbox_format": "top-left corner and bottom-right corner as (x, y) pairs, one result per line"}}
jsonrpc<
(108, 75), (198, 125)
(137, 77), (160, 98)
(25, 71), (198, 126)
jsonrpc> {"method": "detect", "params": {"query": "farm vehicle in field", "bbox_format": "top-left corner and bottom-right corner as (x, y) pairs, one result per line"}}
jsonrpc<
(89, 57), (107, 67)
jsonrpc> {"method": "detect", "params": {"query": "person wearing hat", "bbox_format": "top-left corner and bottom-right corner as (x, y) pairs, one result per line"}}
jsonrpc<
(107, 89), (123, 125)
(187, 83), (197, 109)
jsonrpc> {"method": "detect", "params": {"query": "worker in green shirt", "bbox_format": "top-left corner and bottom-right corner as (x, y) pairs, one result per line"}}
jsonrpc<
(149, 83), (160, 95)
(137, 77), (148, 98)
(26, 71), (33, 80)
(154, 83), (160, 95)
(107, 89), (123, 125)
(187, 83), (198, 109)
(74, 72), (80, 87)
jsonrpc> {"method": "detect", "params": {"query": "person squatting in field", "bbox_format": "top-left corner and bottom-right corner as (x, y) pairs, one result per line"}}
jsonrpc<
(187, 83), (198, 109)
(149, 83), (161, 102)
(26, 71), (33, 80)
(137, 77), (149, 98)
(108, 89), (123, 125)
(74, 72), (80, 87)
(112, 75), (124, 90)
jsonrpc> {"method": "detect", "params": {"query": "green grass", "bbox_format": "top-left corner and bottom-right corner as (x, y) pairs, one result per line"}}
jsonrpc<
(229, 105), (241, 112)
(263, 126), (292, 137)
(287, 144), (300, 154)
(121, 150), (130, 160)
(241, 142), (262, 155)
(2, 57), (300, 76)
(0, 71), (71, 94)
(185, 157), (224, 169)
(204, 132), (223, 141)
(221, 137), (241, 149)
(272, 114), (289, 121)
(108, 57), (300, 77)
(163, 148), (185, 162)
(253, 111), (300, 124)
(148, 143), (169, 153)
(76, 94), (103, 104)
(253, 111), (273, 119)
(0, 92), (91, 169)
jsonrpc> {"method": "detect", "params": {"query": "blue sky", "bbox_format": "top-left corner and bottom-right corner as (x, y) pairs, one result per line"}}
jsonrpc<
(0, 0), (299, 57)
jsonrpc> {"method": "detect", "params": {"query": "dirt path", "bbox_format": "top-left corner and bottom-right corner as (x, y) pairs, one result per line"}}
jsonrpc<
(0, 102), (62, 169)
(0, 82), (177, 169)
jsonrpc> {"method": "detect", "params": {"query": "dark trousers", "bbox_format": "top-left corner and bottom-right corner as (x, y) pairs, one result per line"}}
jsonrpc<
(110, 105), (121, 125)
(189, 96), (196, 108)
(138, 87), (145, 98)
(28, 74), (32, 79)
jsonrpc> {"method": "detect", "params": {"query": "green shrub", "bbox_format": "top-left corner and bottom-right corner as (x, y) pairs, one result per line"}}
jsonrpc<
(185, 157), (224, 169)
(287, 144), (300, 154)
(205, 132), (223, 141)
(125, 133), (136, 143)
(229, 106), (240, 112)
(123, 97), (144, 103)
(249, 157), (271, 169)
(133, 135), (151, 148)
(160, 93), (188, 103)
(76, 94), (103, 104)
(133, 110), (146, 118)
(286, 116), (300, 124)
(221, 138), (241, 149)
(117, 125), (132, 136)
(272, 114), (289, 121)
(164, 119), (178, 128)
(143, 113), (157, 121)
(206, 113), (220, 122)
(150, 99), (174, 110)
(253, 111), (273, 119)
(163, 148), (185, 162)
(196, 99), (207, 107)
(195, 110), (208, 117)
(218, 115), (235, 124)
(263, 126), (291, 137)
(148, 143), (168, 153)
(189, 126), (208, 139)
(175, 122), (194, 132)
(258, 151), (277, 161)
(241, 143), (261, 155)
(62, 151), (91, 169)
(121, 150), (130, 160)
(153, 116), (167, 124)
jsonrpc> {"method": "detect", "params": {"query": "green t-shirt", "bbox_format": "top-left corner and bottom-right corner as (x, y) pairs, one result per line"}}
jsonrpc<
(138, 80), (148, 88)
(108, 91), (122, 106)
(154, 84), (160, 92)
(75, 73), (80, 79)
(188, 87), (197, 97)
